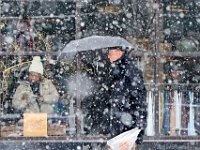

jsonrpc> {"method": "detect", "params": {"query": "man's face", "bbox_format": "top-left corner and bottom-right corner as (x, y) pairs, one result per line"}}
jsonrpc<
(108, 49), (124, 63)
(29, 72), (41, 83)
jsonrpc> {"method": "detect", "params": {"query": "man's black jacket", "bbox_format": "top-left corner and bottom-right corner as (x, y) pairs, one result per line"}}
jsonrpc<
(84, 52), (147, 144)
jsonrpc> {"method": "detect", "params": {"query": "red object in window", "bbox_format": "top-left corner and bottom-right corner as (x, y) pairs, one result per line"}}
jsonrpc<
(16, 19), (34, 49)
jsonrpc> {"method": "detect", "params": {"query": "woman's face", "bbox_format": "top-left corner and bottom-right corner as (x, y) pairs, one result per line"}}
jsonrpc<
(29, 72), (42, 83)
(108, 49), (124, 63)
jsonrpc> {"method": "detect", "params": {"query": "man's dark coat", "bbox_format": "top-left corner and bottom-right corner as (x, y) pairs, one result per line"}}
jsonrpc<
(84, 52), (147, 144)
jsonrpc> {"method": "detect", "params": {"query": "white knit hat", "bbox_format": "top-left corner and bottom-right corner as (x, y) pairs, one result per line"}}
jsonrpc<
(29, 56), (44, 75)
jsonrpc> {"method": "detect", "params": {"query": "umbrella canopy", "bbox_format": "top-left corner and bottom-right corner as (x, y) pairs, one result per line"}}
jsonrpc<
(61, 35), (134, 54)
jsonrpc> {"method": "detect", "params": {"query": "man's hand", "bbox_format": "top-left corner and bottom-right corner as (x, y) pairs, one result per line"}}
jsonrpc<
(22, 93), (33, 106)
(37, 95), (44, 102)
(22, 93), (28, 100)
(26, 99), (33, 106)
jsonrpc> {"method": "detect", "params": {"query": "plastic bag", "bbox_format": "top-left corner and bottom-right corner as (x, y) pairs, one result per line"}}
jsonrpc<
(107, 127), (141, 150)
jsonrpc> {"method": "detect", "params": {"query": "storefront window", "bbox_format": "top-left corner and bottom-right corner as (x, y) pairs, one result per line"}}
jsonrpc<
(158, 0), (200, 136)
(0, 0), (199, 147)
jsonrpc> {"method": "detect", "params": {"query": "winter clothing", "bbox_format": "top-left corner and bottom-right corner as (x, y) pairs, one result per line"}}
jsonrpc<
(83, 58), (111, 135)
(107, 52), (147, 144)
(13, 78), (59, 113)
(29, 56), (44, 75)
(84, 51), (147, 144)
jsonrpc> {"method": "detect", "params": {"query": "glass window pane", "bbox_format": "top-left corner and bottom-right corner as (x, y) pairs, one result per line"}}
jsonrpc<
(159, 0), (200, 136)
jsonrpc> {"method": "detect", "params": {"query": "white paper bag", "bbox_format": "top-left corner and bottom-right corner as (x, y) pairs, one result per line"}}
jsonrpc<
(107, 127), (141, 150)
